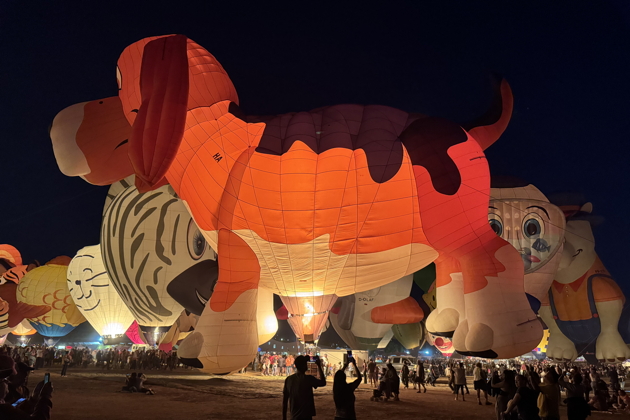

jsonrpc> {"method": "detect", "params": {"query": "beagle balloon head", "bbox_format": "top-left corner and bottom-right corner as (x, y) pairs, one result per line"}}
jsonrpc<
(50, 35), (511, 194)
(50, 35), (238, 190)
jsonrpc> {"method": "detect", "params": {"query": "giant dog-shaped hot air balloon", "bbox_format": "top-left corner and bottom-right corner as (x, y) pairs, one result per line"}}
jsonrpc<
(50, 35), (540, 373)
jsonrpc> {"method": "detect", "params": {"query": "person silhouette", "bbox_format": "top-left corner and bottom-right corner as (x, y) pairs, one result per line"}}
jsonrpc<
(333, 358), (362, 419)
(282, 355), (326, 420)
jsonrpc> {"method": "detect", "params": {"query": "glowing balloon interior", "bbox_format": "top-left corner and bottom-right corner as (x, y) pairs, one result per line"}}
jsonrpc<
(68, 245), (135, 337)
(17, 258), (85, 337)
(50, 34), (542, 371)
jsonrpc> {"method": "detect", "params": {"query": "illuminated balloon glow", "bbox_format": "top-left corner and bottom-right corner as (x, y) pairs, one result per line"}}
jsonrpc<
(0, 298), (8, 331)
(0, 244), (37, 285)
(68, 245), (135, 337)
(17, 257), (85, 337)
(125, 321), (146, 345)
(100, 179), (218, 344)
(0, 244), (22, 266)
(0, 245), (50, 335)
(539, 200), (630, 362)
(50, 34), (541, 371)
(10, 320), (37, 336)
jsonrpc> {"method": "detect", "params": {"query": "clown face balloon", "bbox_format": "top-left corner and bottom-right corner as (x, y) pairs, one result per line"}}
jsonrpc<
(489, 183), (566, 304)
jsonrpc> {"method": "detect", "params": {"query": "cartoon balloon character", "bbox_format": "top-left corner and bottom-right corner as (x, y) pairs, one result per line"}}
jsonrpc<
(17, 257), (85, 337)
(50, 34), (540, 372)
(426, 332), (454, 357)
(0, 298), (8, 330)
(539, 198), (630, 362)
(101, 179), (218, 344)
(0, 244), (38, 285)
(487, 180), (566, 308)
(0, 246), (50, 335)
(67, 244), (136, 337)
(329, 274), (423, 350)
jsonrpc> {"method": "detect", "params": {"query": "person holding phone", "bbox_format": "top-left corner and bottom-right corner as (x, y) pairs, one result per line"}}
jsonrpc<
(282, 355), (326, 420)
(0, 374), (54, 420)
(333, 358), (362, 419)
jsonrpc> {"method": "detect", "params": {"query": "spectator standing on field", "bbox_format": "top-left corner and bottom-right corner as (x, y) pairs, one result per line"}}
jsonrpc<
(454, 362), (467, 401)
(367, 359), (377, 387)
(282, 355), (326, 420)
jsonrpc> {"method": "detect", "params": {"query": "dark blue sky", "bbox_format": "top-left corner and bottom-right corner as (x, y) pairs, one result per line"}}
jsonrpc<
(1, 1), (629, 292)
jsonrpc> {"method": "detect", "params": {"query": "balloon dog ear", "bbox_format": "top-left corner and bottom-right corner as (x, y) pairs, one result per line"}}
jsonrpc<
(129, 35), (189, 193)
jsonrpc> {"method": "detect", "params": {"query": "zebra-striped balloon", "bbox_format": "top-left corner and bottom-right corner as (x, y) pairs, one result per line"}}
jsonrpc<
(101, 179), (218, 337)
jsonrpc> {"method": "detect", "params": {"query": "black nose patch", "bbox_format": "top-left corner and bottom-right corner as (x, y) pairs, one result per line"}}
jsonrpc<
(167, 259), (218, 316)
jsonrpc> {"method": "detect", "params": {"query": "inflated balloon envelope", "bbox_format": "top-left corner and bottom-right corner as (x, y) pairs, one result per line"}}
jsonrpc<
(50, 34), (541, 372)
(329, 274), (424, 350)
(100, 179), (219, 345)
(0, 246), (50, 336)
(17, 257), (85, 337)
(10, 320), (37, 336)
(67, 244), (135, 338)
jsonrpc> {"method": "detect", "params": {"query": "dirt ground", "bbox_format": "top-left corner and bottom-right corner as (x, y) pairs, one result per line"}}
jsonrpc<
(26, 369), (611, 420)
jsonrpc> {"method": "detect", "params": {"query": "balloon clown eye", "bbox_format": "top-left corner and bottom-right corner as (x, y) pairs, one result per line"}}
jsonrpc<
(187, 219), (206, 260)
(489, 219), (503, 237)
(523, 218), (541, 238)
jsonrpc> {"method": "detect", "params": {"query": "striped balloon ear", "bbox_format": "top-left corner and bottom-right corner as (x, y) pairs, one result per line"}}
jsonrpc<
(129, 35), (189, 193)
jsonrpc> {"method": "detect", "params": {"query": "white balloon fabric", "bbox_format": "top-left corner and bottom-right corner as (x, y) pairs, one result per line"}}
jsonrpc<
(101, 181), (218, 341)
(178, 289), (259, 374)
(256, 288), (278, 345)
(67, 245), (135, 337)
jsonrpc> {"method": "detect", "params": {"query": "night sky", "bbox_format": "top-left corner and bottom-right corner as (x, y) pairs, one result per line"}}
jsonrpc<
(1, 2), (629, 294)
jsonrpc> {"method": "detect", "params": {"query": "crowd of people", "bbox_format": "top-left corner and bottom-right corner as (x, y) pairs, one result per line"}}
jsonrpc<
(254, 353), (359, 378)
(3, 341), (630, 420)
(1, 345), (185, 374)
(373, 358), (629, 420)
(277, 354), (629, 420)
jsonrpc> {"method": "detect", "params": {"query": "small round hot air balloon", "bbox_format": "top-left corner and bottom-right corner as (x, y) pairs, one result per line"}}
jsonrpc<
(10, 320), (37, 336)
(392, 323), (426, 350)
(17, 257), (85, 337)
(68, 245), (135, 337)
